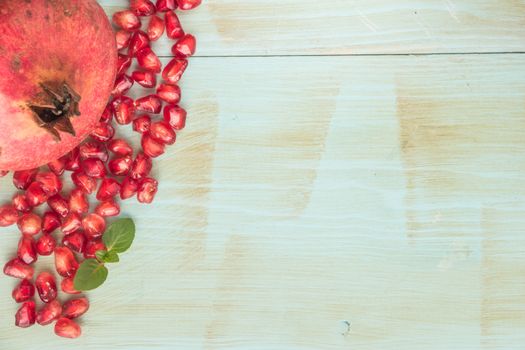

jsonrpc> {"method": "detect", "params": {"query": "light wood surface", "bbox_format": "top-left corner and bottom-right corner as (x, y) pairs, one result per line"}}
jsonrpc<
(1, 1), (525, 349)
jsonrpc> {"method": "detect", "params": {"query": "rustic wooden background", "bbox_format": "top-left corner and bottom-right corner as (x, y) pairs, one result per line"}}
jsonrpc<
(1, 0), (525, 349)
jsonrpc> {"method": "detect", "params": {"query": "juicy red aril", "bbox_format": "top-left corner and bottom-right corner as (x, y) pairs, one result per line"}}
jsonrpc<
(136, 47), (162, 73)
(12, 279), (35, 303)
(61, 213), (82, 235)
(157, 83), (181, 104)
(162, 58), (188, 84)
(62, 297), (90, 319)
(116, 30), (132, 50)
(109, 156), (133, 176)
(95, 200), (121, 217)
(133, 115), (152, 133)
(37, 300), (62, 326)
(25, 182), (48, 207)
(69, 188), (89, 214)
(64, 148), (81, 171)
(138, 177), (159, 203)
(48, 158), (66, 176)
(100, 104), (113, 123)
(150, 121), (177, 145)
(17, 213), (42, 236)
(55, 318), (81, 339)
(120, 176), (140, 199)
(141, 133), (166, 158)
(97, 178), (121, 201)
(36, 233), (57, 255)
(71, 171), (97, 194)
(165, 11), (184, 39)
(108, 139), (133, 157)
(147, 14), (165, 41)
(42, 211), (61, 234)
(62, 231), (86, 254)
(112, 96), (135, 125)
(81, 158), (107, 178)
(0, 205), (19, 227)
(82, 213), (106, 239)
(13, 169), (37, 190)
(173, 34), (196, 57)
(15, 301), (36, 328)
(12, 193), (30, 213)
(156, 0), (177, 12)
(130, 152), (153, 180)
(80, 141), (109, 162)
(91, 121), (116, 142)
(17, 236), (37, 265)
(113, 10), (141, 31)
(47, 194), (69, 217)
(129, 30), (150, 56)
(177, 0), (202, 10)
(131, 0), (156, 16)
(54, 247), (79, 278)
(117, 54), (132, 76)
(36, 271), (57, 303)
(35, 172), (62, 196)
(135, 94), (163, 114)
(4, 258), (34, 279)
(112, 74), (134, 96)
(132, 70), (157, 88)
(61, 278), (81, 295)
(84, 239), (107, 259)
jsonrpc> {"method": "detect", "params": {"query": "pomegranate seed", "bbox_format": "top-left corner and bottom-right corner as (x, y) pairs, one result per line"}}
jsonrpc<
(177, 0), (202, 10)
(64, 148), (81, 171)
(157, 83), (181, 104)
(172, 34), (196, 57)
(15, 301), (36, 328)
(135, 94), (163, 114)
(82, 213), (106, 239)
(165, 11), (184, 39)
(113, 10), (141, 31)
(48, 158), (66, 176)
(117, 54), (132, 76)
(13, 169), (38, 190)
(35, 172), (62, 196)
(71, 171), (97, 194)
(36, 271), (57, 303)
(97, 178), (121, 201)
(80, 142), (109, 162)
(141, 133), (166, 158)
(130, 152), (153, 180)
(112, 96), (135, 125)
(37, 300), (62, 326)
(84, 239), (107, 259)
(61, 212), (82, 235)
(81, 158), (107, 178)
(91, 121), (115, 142)
(116, 30), (132, 50)
(36, 233), (57, 255)
(17, 236), (37, 265)
(150, 121), (177, 145)
(18, 213), (42, 236)
(138, 177), (159, 203)
(131, 0), (156, 16)
(62, 231), (86, 254)
(54, 247), (79, 278)
(62, 297), (90, 319)
(55, 317), (81, 338)
(12, 279), (35, 303)
(147, 15), (165, 41)
(108, 139), (133, 157)
(0, 205), (19, 226)
(47, 194), (69, 217)
(69, 188), (89, 214)
(112, 74), (134, 96)
(95, 200), (121, 217)
(136, 47), (162, 73)
(61, 278), (81, 295)
(109, 156), (133, 176)
(12, 193), (30, 212)
(156, 0), (177, 12)
(100, 104), (113, 123)
(132, 70), (157, 88)
(120, 177), (140, 199)
(162, 58), (188, 84)
(25, 182), (48, 207)
(133, 114), (152, 133)
(129, 30), (150, 56)
(4, 258), (34, 279)
(42, 212), (61, 234)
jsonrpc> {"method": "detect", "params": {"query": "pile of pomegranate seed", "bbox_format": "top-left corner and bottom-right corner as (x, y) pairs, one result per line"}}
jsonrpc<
(0, 0), (200, 338)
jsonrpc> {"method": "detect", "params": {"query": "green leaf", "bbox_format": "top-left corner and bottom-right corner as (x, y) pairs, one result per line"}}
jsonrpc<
(95, 250), (107, 263)
(103, 218), (135, 253)
(96, 250), (120, 263)
(73, 259), (109, 291)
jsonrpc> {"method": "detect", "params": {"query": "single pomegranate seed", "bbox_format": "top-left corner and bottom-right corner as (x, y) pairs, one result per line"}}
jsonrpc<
(17, 236), (37, 265)
(84, 239), (107, 259)
(177, 0), (202, 10)
(81, 158), (107, 179)
(62, 297), (90, 319)
(91, 121), (116, 142)
(69, 188), (89, 214)
(64, 148), (81, 171)
(130, 152), (153, 180)
(141, 133), (166, 158)
(54, 247), (79, 278)
(112, 96), (135, 125)
(15, 301), (36, 328)
(109, 156), (133, 176)
(12, 193), (30, 212)
(48, 158), (66, 176)
(55, 317), (81, 338)
(62, 231), (86, 254)
(12, 279), (35, 303)
(82, 213), (106, 239)
(35, 172), (62, 196)
(108, 139), (133, 157)
(150, 121), (177, 145)
(100, 103), (113, 123)
(157, 83), (181, 104)
(17, 213), (42, 236)
(172, 34), (196, 57)
(13, 169), (38, 190)
(0, 205), (19, 226)
(61, 278), (81, 295)
(25, 181), (48, 207)
(36, 271), (58, 303)
(138, 177), (159, 203)
(129, 30), (150, 56)
(162, 58), (188, 84)
(37, 300), (62, 326)
(112, 74), (134, 96)
(132, 70), (157, 88)
(156, 0), (177, 12)
(80, 141), (108, 162)
(61, 212), (82, 235)
(135, 94), (163, 114)
(165, 11), (184, 39)
(117, 54), (132, 76)
(113, 10), (141, 31)
(97, 178), (121, 201)
(71, 171), (97, 194)
(47, 194), (69, 217)
(147, 14), (165, 41)
(42, 211), (61, 234)
(120, 176), (140, 199)
(36, 233), (57, 255)
(136, 47), (162, 73)
(4, 258), (34, 279)
(131, 0), (156, 16)
(95, 200), (121, 217)
(116, 30), (132, 50)
(133, 115), (152, 133)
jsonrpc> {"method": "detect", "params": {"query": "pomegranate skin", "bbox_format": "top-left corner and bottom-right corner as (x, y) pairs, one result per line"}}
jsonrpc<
(0, 0), (117, 171)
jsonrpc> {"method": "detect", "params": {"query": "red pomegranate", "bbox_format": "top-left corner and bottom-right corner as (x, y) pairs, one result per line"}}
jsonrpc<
(0, 0), (117, 171)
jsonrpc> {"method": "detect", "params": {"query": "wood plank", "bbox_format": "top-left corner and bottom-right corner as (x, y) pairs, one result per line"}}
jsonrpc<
(1, 54), (525, 349)
(99, 0), (525, 56)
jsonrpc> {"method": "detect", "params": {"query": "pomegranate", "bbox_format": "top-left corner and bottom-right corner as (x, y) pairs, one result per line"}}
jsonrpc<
(37, 300), (62, 326)
(15, 301), (36, 328)
(61, 278), (81, 295)
(35, 271), (58, 303)
(55, 317), (81, 338)
(62, 297), (89, 319)
(12, 279), (35, 303)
